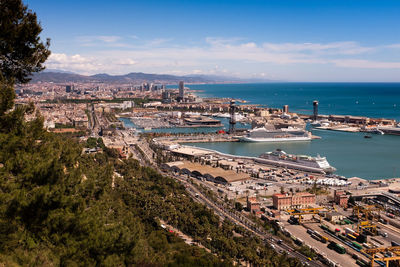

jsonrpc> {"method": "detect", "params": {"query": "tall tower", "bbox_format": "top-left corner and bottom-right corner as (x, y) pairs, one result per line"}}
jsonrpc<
(313, 100), (319, 121)
(179, 81), (184, 99)
(229, 100), (236, 134)
(283, 105), (289, 113)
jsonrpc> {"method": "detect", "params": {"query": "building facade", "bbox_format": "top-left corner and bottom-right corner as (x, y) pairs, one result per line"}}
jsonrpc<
(247, 196), (261, 214)
(334, 190), (349, 208)
(272, 192), (316, 210)
(179, 81), (184, 99)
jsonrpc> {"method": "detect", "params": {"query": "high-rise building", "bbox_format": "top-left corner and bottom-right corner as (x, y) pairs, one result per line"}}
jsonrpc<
(66, 85), (72, 93)
(178, 81), (184, 99)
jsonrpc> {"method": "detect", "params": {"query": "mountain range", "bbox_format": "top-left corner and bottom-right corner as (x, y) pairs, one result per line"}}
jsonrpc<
(29, 70), (271, 84)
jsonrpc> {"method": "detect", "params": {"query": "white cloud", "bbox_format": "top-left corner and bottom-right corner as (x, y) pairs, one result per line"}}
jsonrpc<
(77, 35), (121, 43)
(262, 41), (373, 55)
(46, 38), (400, 78)
(146, 38), (173, 46)
(332, 59), (400, 69)
(385, 44), (400, 49)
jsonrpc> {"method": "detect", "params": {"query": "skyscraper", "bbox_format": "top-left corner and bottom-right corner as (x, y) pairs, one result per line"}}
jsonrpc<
(178, 81), (184, 99)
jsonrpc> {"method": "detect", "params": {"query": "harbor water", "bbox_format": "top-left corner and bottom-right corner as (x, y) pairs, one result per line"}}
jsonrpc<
(124, 83), (400, 180)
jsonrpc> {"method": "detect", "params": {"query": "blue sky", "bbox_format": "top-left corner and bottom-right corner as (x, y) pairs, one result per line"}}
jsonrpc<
(25, 0), (400, 81)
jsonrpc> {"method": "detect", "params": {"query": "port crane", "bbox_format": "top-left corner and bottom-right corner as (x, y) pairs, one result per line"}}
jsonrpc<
(362, 246), (400, 267)
(287, 207), (327, 224)
(353, 205), (382, 235)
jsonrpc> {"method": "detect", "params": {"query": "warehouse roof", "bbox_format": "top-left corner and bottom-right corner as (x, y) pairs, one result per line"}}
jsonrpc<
(164, 161), (249, 183)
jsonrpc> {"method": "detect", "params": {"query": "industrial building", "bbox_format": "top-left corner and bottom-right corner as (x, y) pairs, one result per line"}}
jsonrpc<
(161, 161), (250, 185)
(272, 192), (316, 210)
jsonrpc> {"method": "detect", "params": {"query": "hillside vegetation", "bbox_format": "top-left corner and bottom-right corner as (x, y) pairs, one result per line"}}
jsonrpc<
(0, 114), (302, 266)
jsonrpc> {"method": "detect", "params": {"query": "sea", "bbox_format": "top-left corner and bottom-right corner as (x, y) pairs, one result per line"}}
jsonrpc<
(122, 83), (400, 180)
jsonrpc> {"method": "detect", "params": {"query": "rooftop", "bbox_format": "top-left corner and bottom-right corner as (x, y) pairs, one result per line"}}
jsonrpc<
(166, 161), (249, 183)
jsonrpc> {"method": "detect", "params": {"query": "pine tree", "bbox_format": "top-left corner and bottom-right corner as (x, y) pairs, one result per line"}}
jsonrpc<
(0, 0), (50, 132)
(0, 0), (50, 85)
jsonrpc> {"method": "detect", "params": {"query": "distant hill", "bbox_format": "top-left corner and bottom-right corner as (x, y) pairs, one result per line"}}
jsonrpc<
(30, 70), (273, 84)
(30, 71), (234, 84)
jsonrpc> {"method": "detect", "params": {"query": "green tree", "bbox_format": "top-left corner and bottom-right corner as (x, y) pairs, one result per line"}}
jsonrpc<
(0, 0), (50, 134)
(0, 0), (50, 84)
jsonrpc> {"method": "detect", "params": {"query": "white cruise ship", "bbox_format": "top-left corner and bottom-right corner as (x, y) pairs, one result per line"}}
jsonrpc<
(239, 127), (312, 142)
(258, 149), (336, 173)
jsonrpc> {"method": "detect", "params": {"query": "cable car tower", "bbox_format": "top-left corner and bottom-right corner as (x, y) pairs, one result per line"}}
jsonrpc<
(229, 100), (236, 134)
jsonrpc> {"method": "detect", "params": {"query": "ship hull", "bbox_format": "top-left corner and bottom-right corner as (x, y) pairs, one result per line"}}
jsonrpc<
(240, 136), (312, 142)
(256, 157), (336, 174)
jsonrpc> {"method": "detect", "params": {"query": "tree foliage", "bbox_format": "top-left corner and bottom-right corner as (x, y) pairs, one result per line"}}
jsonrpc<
(0, 0), (50, 84)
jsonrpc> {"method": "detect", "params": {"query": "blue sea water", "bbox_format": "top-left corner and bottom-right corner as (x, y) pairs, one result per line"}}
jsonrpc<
(124, 83), (400, 180)
(189, 83), (400, 120)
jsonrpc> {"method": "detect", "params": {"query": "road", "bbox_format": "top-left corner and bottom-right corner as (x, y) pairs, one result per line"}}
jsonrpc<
(170, 172), (323, 267)
(133, 137), (324, 266)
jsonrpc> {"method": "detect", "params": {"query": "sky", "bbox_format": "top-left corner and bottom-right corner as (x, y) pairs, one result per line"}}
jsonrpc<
(25, 0), (400, 81)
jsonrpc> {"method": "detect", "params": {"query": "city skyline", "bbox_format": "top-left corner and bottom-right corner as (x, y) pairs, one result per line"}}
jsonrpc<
(26, 0), (400, 81)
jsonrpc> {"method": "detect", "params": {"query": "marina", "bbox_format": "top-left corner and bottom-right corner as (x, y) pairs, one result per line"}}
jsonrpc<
(121, 116), (400, 180)
(183, 129), (400, 180)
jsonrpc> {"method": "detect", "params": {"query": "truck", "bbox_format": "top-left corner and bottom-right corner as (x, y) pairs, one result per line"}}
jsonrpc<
(331, 243), (346, 254)
(294, 238), (304, 246)
(352, 241), (363, 250)
(387, 213), (395, 219)
(320, 235), (328, 243)
(320, 224), (329, 231)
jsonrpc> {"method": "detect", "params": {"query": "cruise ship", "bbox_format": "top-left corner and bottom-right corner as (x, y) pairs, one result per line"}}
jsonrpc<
(257, 149), (336, 174)
(239, 127), (312, 142)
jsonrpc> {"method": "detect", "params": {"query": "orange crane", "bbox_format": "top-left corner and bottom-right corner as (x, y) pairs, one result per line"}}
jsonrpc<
(362, 246), (400, 267)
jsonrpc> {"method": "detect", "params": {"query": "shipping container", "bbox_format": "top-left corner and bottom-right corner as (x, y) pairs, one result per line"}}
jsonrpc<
(335, 244), (346, 254)
(352, 241), (363, 250)
(320, 235), (329, 243)
(320, 225), (329, 231)
(328, 241), (346, 254)
(347, 234), (357, 240)
(311, 234), (320, 241)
